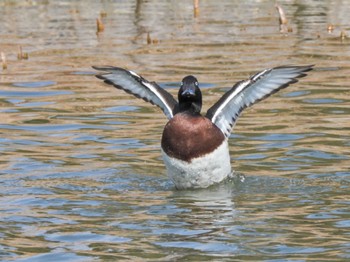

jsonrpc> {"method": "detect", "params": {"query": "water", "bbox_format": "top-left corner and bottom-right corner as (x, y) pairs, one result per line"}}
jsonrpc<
(1, 0), (349, 261)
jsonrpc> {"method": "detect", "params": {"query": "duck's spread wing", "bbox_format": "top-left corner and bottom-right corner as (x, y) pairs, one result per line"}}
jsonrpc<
(93, 66), (178, 119)
(206, 65), (313, 137)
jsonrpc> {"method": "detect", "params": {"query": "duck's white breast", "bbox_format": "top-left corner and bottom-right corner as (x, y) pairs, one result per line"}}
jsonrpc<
(161, 140), (232, 189)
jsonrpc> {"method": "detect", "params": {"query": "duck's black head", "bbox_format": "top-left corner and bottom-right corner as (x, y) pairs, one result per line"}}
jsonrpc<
(177, 75), (202, 114)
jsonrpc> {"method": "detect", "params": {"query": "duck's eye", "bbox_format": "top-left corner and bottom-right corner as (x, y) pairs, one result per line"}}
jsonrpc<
(195, 81), (199, 86)
(180, 81), (183, 86)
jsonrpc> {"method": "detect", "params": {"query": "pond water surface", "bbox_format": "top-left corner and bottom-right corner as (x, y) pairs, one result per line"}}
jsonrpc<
(1, 1), (350, 261)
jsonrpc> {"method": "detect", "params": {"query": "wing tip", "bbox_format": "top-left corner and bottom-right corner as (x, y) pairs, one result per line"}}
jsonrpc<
(92, 65), (114, 71)
(93, 66), (130, 82)
(92, 65), (131, 73)
(93, 65), (112, 81)
(277, 64), (314, 76)
(297, 64), (315, 74)
(291, 64), (315, 81)
(95, 74), (106, 80)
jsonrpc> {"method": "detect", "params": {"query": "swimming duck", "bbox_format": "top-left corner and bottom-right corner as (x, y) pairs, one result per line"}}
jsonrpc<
(93, 65), (313, 189)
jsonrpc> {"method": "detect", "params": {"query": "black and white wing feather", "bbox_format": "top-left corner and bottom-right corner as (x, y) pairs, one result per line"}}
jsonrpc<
(206, 65), (313, 137)
(93, 66), (178, 119)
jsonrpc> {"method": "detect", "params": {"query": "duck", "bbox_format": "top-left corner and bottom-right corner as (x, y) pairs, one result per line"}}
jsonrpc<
(93, 65), (313, 189)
